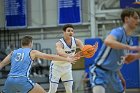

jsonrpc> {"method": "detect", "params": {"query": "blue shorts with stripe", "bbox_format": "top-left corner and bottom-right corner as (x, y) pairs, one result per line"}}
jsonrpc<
(2, 76), (35, 93)
(89, 65), (124, 93)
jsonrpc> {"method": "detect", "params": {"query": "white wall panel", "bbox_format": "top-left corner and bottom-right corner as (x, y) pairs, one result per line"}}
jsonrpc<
(81, 0), (90, 23)
(44, 0), (57, 26)
(0, 0), (5, 28)
(28, 0), (43, 26)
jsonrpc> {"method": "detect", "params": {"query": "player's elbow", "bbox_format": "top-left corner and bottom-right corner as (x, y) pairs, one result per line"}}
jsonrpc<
(104, 39), (112, 46)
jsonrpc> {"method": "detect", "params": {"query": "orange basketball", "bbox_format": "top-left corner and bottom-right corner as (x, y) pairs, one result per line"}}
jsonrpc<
(81, 45), (95, 58)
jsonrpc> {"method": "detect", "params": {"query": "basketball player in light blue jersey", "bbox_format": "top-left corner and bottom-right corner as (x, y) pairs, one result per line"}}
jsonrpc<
(48, 24), (84, 93)
(89, 8), (140, 93)
(0, 36), (78, 93)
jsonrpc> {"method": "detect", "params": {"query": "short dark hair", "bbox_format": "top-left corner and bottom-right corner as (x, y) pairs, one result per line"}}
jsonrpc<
(121, 8), (138, 23)
(21, 36), (33, 46)
(62, 24), (74, 32)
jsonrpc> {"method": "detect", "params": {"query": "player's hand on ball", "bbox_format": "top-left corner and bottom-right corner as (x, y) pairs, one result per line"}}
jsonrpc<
(75, 42), (98, 58)
(92, 42), (98, 54)
(74, 51), (84, 58)
(81, 42), (98, 58)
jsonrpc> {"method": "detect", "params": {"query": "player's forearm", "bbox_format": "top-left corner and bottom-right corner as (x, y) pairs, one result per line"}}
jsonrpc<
(57, 53), (68, 57)
(135, 53), (140, 59)
(104, 39), (130, 50)
(53, 55), (70, 61)
(0, 62), (7, 70)
(0, 58), (10, 70)
(43, 54), (68, 61)
(57, 51), (70, 57)
(0, 64), (5, 70)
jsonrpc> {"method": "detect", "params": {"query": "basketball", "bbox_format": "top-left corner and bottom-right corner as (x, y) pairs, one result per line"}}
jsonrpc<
(81, 45), (96, 58)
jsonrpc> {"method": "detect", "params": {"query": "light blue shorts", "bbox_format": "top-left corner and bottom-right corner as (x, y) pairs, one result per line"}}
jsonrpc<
(2, 76), (35, 93)
(90, 65), (124, 93)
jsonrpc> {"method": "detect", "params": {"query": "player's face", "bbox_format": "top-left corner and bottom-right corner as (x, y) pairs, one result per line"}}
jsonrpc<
(127, 12), (139, 30)
(29, 41), (33, 48)
(64, 27), (74, 38)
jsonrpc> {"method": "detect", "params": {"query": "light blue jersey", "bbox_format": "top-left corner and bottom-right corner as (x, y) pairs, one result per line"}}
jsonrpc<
(2, 48), (35, 93)
(9, 48), (33, 77)
(90, 27), (133, 93)
(95, 27), (133, 71)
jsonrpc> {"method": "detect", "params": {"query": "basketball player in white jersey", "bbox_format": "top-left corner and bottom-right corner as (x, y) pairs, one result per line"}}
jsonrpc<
(0, 36), (78, 93)
(48, 24), (84, 93)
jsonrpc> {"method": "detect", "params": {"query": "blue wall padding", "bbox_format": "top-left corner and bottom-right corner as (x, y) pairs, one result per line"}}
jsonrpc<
(84, 38), (103, 74)
(121, 36), (140, 88)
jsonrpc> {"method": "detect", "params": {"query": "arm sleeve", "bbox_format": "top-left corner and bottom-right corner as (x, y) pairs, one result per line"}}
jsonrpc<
(109, 28), (123, 42)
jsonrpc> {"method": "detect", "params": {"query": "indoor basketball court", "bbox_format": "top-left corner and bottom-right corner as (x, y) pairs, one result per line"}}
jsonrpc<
(0, 0), (140, 93)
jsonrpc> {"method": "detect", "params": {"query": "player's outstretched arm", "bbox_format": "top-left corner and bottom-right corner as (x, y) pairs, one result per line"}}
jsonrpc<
(104, 35), (140, 51)
(127, 46), (140, 51)
(31, 50), (79, 63)
(0, 52), (11, 70)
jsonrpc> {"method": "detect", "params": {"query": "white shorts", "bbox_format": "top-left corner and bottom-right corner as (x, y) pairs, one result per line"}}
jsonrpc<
(49, 63), (73, 83)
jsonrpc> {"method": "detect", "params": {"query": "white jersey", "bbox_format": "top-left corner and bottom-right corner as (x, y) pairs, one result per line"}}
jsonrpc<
(52, 37), (77, 66)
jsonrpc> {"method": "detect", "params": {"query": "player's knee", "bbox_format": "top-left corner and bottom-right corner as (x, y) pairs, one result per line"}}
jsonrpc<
(64, 81), (73, 87)
(48, 83), (58, 93)
(29, 83), (46, 93)
(92, 86), (105, 93)
(63, 81), (73, 93)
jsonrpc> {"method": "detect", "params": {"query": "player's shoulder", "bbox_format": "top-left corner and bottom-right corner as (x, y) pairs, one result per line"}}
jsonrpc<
(112, 27), (123, 32)
(56, 40), (63, 47)
(30, 50), (39, 54)
(75, 38), (82, 43)
(56, 38), (63, 44)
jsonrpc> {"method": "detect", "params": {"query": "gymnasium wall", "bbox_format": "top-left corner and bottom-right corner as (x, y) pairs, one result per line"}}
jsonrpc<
(0, 0), (90, 28)
(0, 0), (5, 28)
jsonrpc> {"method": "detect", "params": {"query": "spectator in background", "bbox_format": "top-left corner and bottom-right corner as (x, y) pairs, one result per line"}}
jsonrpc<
(5, 43), (15, 55)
